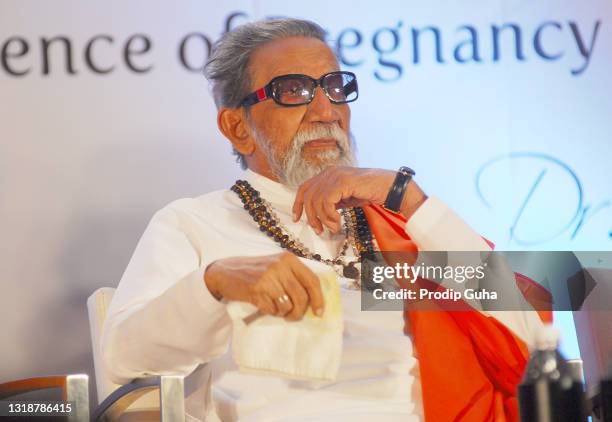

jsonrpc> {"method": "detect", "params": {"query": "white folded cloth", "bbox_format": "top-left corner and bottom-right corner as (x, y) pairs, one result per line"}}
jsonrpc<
(226, 272), (343, 382)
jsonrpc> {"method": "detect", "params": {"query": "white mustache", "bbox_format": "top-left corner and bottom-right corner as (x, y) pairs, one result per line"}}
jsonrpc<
(292, 124), (348, 150)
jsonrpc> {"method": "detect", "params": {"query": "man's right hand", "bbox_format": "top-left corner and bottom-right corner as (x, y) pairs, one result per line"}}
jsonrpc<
(204, 252), (324, 321)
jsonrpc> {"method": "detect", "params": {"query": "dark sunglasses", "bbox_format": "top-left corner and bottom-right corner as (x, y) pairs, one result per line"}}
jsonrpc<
(241, 71), (358, 107)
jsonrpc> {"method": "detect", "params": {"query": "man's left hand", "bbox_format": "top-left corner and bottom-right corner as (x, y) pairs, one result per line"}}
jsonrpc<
(292, 166), (427, 235)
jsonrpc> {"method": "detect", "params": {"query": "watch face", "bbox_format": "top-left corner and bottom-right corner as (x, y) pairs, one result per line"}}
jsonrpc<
(399, 166), (415, 177)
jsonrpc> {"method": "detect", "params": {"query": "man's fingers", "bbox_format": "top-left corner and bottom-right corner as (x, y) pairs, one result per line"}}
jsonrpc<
(311, 195), (331, 233)
(322, 174), (345, 233)
(289, 259), (325, 317)
(250, 253), (325, 321)
(294, 170), (348, 235)
(266, 273), (294, 317)
(320, 190), (342, 233)
(280, 276), (309, 321)
(293, 187), (305, 223)
(303, 191), (324, 235)
(292, 177), (316, 222)
(255, 294), (277, 315)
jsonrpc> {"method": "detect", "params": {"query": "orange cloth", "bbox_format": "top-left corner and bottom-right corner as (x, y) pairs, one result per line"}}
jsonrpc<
(363, 204), (552, 422)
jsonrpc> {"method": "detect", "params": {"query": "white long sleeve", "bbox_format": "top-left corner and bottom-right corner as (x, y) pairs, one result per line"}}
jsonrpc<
(100, 173), (545, 421)
(101, 202), (232, 384)
(100, 174), (425, 421)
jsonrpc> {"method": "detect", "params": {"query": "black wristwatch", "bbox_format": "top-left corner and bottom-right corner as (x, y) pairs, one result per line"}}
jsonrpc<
(383, 166), (415, 213)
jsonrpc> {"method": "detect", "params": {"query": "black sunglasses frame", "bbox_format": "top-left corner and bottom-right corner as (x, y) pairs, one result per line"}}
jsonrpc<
(241, 71), (358, 107)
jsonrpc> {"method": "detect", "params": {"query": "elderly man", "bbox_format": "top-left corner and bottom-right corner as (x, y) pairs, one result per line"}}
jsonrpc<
(102, 18), (547, 421)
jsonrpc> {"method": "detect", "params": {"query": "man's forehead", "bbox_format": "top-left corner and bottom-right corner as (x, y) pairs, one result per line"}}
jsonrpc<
(249, 36), (339, 83)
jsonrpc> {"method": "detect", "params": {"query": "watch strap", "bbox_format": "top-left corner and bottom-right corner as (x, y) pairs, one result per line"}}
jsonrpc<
(383, 166), (415, 213)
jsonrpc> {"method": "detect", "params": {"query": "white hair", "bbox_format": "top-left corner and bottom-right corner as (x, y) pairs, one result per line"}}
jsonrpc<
(204, 18), (328, 169)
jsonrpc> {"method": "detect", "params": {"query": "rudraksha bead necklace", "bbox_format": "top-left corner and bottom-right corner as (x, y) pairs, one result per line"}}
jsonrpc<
(231, 179), (375, 284)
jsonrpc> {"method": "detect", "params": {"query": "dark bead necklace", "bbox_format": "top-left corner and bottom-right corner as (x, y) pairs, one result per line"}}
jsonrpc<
(231, 179), (375, 284)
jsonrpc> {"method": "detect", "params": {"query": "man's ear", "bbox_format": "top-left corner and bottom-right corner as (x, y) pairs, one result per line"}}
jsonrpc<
(217, 108), (255, 156)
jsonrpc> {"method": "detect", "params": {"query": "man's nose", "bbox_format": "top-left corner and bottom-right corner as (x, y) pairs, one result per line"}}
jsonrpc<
(304, 86), (339, 123)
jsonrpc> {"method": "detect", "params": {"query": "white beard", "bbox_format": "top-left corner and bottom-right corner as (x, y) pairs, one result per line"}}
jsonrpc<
(252, 123), (357, 188)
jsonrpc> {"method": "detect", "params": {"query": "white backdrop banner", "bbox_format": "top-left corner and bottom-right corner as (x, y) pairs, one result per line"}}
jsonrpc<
(1, 0), (610, 386)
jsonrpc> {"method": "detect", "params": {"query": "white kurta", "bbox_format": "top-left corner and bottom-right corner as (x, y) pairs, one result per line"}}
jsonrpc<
(101, 169), (542, 422)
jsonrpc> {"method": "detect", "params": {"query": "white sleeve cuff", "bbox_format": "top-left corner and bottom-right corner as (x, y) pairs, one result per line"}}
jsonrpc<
(404, 196), (491, 251)
(189, 264), (226, 311)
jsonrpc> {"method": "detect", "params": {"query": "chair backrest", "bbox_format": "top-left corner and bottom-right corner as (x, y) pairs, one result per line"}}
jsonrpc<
(87, 287), (120, 402)
(87, 288), (158, 409)
(573, 268), (612, 389)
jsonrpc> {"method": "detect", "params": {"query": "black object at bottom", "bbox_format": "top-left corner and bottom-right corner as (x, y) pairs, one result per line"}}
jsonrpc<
(519, 380), (586, 421)
(600, 376), (612, 421)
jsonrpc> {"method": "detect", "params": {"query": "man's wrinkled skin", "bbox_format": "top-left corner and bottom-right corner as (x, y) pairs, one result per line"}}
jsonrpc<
(205, 36), (427, 319)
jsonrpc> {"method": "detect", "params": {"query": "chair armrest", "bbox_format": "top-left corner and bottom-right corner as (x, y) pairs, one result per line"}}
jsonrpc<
(0, 374), (89, 422)
(92, 375), (185, 422)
